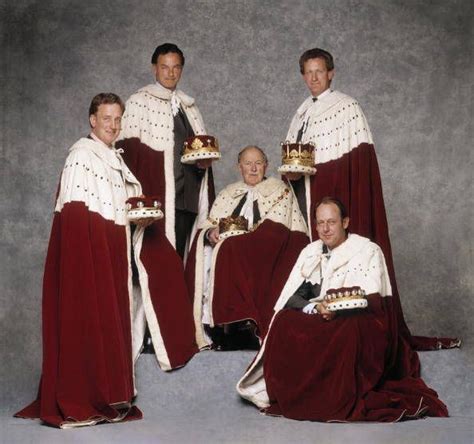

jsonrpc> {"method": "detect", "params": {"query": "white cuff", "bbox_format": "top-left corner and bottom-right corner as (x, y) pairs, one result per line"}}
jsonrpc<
(302, 302), (317, 314)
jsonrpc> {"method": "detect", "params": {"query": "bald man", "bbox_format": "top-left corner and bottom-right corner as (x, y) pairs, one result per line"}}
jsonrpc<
(185, 146), (308, 350)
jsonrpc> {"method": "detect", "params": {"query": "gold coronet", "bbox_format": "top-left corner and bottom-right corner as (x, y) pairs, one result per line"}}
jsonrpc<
(280, 141), (315, 167)
(183, 135), (220, 156)
(218, 216), (249, 233)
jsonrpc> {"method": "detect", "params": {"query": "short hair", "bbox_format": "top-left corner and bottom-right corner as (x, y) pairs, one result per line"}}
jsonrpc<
(88, 93), (125, 117)
(151, 43), (185, 66)
(237, 145), (268, 164)
(299, 48), (334, 74)
(315, 196), (348, 220)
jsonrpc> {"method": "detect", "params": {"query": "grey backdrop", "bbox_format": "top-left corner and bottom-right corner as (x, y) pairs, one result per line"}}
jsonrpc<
(1, 0), (473, 419)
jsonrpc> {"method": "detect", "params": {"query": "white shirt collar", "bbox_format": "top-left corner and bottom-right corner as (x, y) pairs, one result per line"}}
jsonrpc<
(313, 88), (332, 101)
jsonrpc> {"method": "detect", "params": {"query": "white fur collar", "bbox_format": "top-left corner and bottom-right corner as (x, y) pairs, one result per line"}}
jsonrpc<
(300, 233), (370, 281)
(226, 177), (285, 200)
(70, 138), (139, 184)
(296, 89), (348, 118)
(138, 83), (195, 107)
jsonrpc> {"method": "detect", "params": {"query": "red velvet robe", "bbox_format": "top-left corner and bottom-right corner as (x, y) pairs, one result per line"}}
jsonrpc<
(188, 220), (309, 339)
(185, 178), (309, 348)
(264, 298), (448, 421)
(15, 138), (197, 428)
(237, 235), (449, 422)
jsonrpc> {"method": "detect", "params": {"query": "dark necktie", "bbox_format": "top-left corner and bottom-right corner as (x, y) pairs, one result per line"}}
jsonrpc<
(297, 97), (318, 141)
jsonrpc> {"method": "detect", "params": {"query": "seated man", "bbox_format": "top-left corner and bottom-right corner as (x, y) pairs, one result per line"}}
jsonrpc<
(15, 93), (197, 429)
(237, 197), (449, 422)
(185, 146), (308, 349)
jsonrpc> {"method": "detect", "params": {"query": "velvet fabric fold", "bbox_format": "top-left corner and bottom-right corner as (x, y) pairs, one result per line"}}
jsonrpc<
(15, 203), (142, 428)
(138, 221), (199, 368)
(264, 296), (449, 422)
(210, 220), (309, 336)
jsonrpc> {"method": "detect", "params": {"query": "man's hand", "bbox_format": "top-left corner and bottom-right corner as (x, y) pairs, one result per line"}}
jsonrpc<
(207, 227), (220, 246)
(284, 172), (303, 181)
(133, 218), (156, 228)
(316, 301), (337, 321)
(196, 159), (213, 169)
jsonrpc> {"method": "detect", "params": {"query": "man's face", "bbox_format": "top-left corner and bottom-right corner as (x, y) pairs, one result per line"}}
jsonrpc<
(89, 103), (123, 147)
(315, 203), (349, 250)
(302, 57), (334, 97)
(238, 148), (267, 187)
(153, 52), (183, 90)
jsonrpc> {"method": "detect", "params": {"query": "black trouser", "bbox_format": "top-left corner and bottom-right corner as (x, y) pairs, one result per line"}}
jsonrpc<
(175, 209), (197, 259)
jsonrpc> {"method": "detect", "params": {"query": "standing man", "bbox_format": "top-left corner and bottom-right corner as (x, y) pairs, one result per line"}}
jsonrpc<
(281, 47), (457, 352)
(15, 93), (197, 429)
(117, 43), (215, 259)
(283, 48), (380, 243)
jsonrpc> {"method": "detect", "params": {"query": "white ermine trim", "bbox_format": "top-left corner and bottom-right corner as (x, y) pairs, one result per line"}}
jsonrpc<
(304, 174), (312, 240)
(132, 227), (172, 371)
(286, 91), (374, 165)
(185, 168), (210, 264)
(192, 229), (212, 349)
(207, 239), (225, 327)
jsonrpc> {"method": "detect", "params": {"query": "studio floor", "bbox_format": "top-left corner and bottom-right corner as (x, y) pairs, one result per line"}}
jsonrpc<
(3, 349), (473, 444)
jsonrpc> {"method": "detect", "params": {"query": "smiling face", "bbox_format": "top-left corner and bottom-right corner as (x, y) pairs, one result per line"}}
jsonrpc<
(302, 57), (334, 97)
(153, 52), (183, 90)
(315, 202), (349, 250)
(89, 103), (123, 146)
(238, 147), (267, 187)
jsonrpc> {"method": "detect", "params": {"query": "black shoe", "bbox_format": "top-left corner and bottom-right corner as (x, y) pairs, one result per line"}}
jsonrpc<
(210, 322), (260, 351)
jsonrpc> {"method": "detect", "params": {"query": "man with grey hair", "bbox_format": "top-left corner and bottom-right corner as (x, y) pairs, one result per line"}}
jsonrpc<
(185, 145), (309, 350)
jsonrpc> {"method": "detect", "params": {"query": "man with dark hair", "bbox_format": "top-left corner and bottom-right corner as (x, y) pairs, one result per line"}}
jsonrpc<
(151, 42), (185, 66)
(237, 198), (449, 422)
(298, 47), (334, 74)
(15, 93), (197, 428)
(117, 42), (215, 259)
(282, 47), (458, 354)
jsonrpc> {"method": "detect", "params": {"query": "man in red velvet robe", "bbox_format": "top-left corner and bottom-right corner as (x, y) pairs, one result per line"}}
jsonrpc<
(15, 93), (197, 429)
(185, 146), (309, 349)
(282, 47), (458, 354)
(117, 43), (216, 260)
(237, 198), (449, 422)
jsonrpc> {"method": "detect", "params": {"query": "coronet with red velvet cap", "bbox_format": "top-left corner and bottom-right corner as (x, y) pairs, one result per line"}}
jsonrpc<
(126, 196), (164, 222)
(181, 135), (221, 164)
(277, 141), (317, 175)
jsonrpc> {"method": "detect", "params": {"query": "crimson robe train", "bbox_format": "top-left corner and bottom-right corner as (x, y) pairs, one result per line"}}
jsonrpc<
(237, 234), (449, 422)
